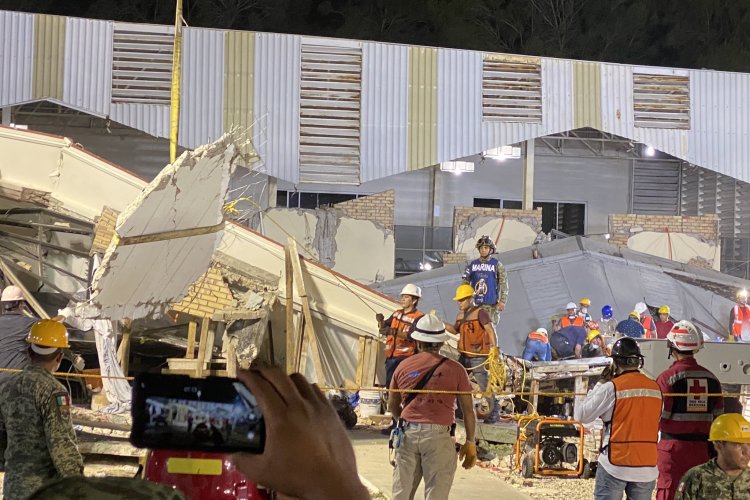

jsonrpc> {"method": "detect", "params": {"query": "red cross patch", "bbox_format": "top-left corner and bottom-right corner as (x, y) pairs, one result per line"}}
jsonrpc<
(686, 378), (708, 412)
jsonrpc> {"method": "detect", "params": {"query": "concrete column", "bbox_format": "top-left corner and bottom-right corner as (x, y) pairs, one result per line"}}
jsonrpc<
(1, 107), (10, 125)
(522, 139), (535, 210)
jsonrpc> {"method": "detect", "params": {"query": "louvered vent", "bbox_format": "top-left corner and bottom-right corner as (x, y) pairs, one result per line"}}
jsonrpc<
(299, 43), (362, 185)
(633, 73), (690, 129)
(111, 24), (174, 105)
(482, 57), (542, 123)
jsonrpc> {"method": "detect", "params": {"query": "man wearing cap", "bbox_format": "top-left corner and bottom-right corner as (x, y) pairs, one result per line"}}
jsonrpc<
(0, 285), (37, 381)
(554, 302), (585, 332)
(0, 319), (83, 499)
(522, 328), (552, 362)
(578, 298), (593, 322)
(655, 306), (675, 340)
(582, 330), (609, 358)
(616, 311), (646, 338)
(599, 305), (618, 339)
(675, 413), (750, 499)
(378, 284), (425, 390)
(388, 313), (477, 500)
(729, 289), (750, 342)
(444, 284), (500, 423)
(656, 320), (724, 500)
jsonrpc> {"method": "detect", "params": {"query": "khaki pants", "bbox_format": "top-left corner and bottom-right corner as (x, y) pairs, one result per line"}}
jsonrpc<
(392, 423), (457, 500)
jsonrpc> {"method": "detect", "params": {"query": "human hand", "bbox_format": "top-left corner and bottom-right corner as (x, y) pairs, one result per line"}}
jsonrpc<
(459, 441), (477, 469)
(496, 302), (505, 312)
(231, 368), (369, 500)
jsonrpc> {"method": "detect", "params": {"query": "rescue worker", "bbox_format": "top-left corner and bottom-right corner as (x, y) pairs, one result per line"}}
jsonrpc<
(574, 337), (662, 500)
(582, 330), (609, 358)
(29, 477), (188, 499)
(461, 235), (508, 324)
(522, 328), (551, 362)
(656, 320), (724, 500)
(388, 313), (477, 500)
(599, 304), (618, 341)
(729, 289), (750, 342)
(578, 297), (593, 322)
(675, 413), (750, 500)
(444, 284), (500, 423)
(554, 302), (584, 331)
(0, 285), (37, 381)
(655, 305), (674, 339)
(0, 320), (84, 499)
(379, 284), (425, 390)
(616, 311), (646, 338)
(635, 302), (657, 339)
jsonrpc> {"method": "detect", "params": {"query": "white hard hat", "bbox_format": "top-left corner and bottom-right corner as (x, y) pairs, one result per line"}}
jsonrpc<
(566, 302), (577, 310)
(1, 286), (24, 302)
(634, 302), (648, 314)
(666, 320), (704, 352)
(411, 313), (449, 343)
(400, 284), (422, 298)
(536, 328), (548, 336)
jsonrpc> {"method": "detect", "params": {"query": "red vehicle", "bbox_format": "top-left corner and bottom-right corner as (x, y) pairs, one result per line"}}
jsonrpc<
(143, 449), (272, 499)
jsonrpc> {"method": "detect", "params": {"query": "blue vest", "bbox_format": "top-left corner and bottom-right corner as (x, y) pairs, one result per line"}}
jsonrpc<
(464, 258), (499, 305)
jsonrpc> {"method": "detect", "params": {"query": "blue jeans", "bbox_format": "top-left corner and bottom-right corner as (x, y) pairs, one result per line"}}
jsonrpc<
(594, 465), (655, 500)
(522, 340), (551, 362)
(458, 355), (498, 418)
(385, 356), (407, 390)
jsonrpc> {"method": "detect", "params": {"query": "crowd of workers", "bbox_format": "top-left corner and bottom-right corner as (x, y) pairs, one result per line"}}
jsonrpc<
(377, 236), (750, 499)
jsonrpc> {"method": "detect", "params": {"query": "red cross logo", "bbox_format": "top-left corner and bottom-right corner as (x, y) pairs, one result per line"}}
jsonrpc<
(689, 379), (707, 400)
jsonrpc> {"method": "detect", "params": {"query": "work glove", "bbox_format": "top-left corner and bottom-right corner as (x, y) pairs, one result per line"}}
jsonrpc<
(458, 441), (477, 469)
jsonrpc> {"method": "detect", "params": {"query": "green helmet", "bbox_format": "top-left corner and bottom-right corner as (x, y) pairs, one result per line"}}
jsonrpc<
(476, 235), (496, 252)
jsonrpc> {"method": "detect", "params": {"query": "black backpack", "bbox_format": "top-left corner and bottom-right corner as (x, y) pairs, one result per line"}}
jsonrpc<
(550, 331), (576, 359)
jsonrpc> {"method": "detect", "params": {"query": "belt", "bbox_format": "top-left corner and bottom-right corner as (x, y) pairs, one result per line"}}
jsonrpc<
(403, 421), (450, 431)
(661, 432), (709, 442)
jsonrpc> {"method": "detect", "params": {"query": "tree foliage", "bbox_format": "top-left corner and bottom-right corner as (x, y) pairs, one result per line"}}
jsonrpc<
(4, 0), (750, 71)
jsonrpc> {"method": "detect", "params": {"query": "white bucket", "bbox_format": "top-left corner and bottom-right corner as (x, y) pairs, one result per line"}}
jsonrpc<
(359, 390), (382, 417)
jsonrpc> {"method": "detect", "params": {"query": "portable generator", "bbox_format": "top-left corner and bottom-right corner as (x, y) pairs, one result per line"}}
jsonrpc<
(513, 416), (586, 478)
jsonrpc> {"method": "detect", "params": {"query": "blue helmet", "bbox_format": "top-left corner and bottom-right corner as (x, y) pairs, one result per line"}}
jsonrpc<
(602, 305), (613, 319)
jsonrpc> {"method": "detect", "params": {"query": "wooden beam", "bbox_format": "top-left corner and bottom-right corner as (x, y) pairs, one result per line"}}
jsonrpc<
(285, 245), (295, 373)
(355, 337), (366, 387)
(195, 318), (210, 378)
(287, 238), (325, 383)
(118, 324), (131, 375)
(0, 256), (49, 319)
(185, 321), (197, 359)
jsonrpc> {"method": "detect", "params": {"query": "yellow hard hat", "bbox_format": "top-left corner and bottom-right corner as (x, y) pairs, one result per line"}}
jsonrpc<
(708, 413), (750, 443)
(629, 311), (639, 318)
(579, 298), (591, 306)
(658, 305), (670, 314)
(27, 319), (69, 349)
(586, 330), (601, 342)
(453, 284), (475, 302)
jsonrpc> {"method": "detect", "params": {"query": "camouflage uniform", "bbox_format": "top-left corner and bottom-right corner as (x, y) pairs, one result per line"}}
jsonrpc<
(0, 366), (83, 500)
(674, 458), (750, 500)
(28, 477), (187, 500)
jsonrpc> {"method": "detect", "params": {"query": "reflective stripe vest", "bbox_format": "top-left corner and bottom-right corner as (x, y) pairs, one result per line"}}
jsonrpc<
(560, 316), (584, 328)
(641, 316), (656, 339)
(606, 371), (662, 467)
(732, 304), (750, 338)
(384, 309), (424, 358)
(457, 307), (491, 357)
(526, 332), (548, 344)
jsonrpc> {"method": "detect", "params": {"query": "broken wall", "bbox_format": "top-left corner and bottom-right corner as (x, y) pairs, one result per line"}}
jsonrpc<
(453, 207), (543, 258)
(609, 214), (721, 270)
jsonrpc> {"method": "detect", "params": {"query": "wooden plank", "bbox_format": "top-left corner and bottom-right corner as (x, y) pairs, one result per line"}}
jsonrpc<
(195, 318), (210, 378)
(285, 246), (295, 373)
(287, 237), (325, 384)
(355, 337), (366, 387)
(185, 321), (197, 359)
(118, 327), (131, 375)
(0, 257), (49, 319)
(363, 338), (379, 387)
(226, 337), (237, 378)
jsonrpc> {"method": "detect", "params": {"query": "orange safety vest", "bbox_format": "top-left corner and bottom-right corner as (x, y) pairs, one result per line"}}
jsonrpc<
(641, 316), (656, 339)
(732, 305), (750, 337)
(560, 316), (584, 328)
(457, 307), (491, 357)
(526, 331), (548, 344)
(384, 309), (424, 358)
(606, 371), (662, 467)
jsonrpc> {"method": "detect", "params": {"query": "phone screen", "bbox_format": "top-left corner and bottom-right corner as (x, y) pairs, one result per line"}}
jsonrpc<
(131, 373), (265, 453)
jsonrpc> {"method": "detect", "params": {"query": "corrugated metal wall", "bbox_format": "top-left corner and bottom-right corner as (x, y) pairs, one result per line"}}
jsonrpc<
(360, 42), (408, 181)
(573, 61), (602, 129)
(407, 47), (438, 170)
(110, 102), (170, 139)
(224, 30), (255, 156)
(179, 27), (224, 149)
(32, 14), (66, 100)
(0, 11), (33, 106)
(253, 32), (300, 183)
(437, 48), (481, 162)
(63, 17), (112, 115)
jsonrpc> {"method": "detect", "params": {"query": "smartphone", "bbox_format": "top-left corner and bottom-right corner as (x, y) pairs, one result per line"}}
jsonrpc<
(131, 373), (265, 454)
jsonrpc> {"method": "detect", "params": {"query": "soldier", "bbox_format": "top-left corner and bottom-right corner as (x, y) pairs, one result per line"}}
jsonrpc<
(462, 235), (508, 325)
(29, 477), (187, 500)
(675, 413), (750, 500)
(0, 319), (83, 499)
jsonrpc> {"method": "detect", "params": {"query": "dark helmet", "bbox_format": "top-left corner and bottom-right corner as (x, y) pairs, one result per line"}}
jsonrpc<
(611, 337), (643, 368)
(476, 235), (496, 252)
